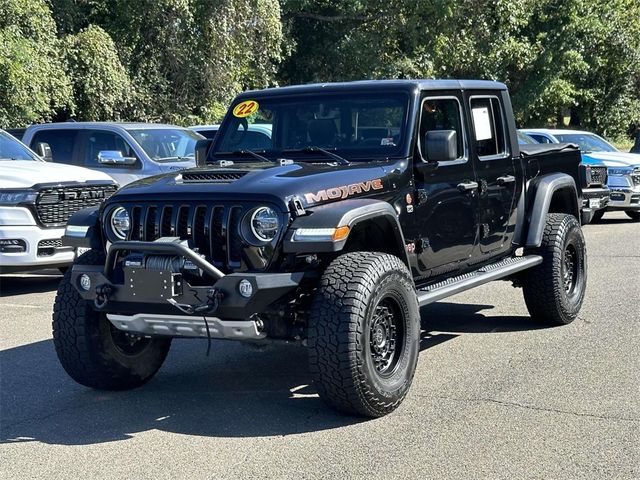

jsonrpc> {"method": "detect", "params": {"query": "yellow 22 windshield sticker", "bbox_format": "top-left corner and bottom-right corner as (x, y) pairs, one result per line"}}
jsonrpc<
(233, 100), (259, 118)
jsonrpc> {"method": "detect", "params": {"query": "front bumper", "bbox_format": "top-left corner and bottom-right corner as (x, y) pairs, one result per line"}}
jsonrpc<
(70, 240), (304, 324)
(0, 225), (75, 271)
(607, 187), (640, 211)
(581, 187), (610, 211)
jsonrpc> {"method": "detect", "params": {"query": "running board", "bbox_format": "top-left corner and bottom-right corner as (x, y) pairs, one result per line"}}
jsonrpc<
(416, 255), (542, 306)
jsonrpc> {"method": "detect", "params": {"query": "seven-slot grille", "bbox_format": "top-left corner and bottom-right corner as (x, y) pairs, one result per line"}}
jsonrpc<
(588, 166), (607, 186)
(36, 184), (117, 227)
(125, 203), (248, 272)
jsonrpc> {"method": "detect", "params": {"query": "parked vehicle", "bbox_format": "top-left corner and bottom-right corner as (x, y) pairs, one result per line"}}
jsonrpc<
(57, 80), (587, 417)
(4, 128), (26, 141)
(21, 123), (203, 186)
(0, 129), (118, 273)
(519, 129), (610, 221)
(190, 124), (272, 150)
(517, 131), (537, 144)
(521, 129), (640, 221)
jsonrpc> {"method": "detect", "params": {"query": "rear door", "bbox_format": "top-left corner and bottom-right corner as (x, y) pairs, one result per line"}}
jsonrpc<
(467, 94), (518, 255)
(411, 93), (480, 279)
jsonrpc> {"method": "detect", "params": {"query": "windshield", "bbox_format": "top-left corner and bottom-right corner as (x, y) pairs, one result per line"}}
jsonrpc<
(517, 131), (537, 145)
(554, 133), (617, 153)
(0, 131), (41, 161)
(127, 128), (203, 162)
(212, 92), (410, 161)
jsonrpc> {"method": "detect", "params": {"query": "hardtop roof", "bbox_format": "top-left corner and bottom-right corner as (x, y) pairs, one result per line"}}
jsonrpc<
(237, 79), (507, 99)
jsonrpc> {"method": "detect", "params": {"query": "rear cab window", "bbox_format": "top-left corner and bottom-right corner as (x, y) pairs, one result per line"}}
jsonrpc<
(470, 97), (508, 159)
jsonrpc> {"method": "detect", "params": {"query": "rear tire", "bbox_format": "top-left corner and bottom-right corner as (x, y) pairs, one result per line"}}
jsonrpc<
(52, 250), (171, 390)
(308, 252), (420, 417)
(522, 214), (587, 325)
(625, 210), (640, 221)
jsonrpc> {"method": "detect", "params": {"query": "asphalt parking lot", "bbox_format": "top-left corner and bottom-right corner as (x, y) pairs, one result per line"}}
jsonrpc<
(0, 212), (638, 479)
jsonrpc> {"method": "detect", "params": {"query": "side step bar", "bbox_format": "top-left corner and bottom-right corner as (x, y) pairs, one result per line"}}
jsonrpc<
(417, 255), (542, 306)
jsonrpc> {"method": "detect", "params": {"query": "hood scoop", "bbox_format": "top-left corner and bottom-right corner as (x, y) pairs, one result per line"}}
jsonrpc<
(178, 171), (248, 183)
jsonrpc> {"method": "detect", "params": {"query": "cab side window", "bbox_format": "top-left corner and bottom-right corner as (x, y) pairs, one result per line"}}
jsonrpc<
(30, 130), (79, 165)
(419, 98), (465, 162)
(470, 97), (507, 158)
(85, 130), (137, 167)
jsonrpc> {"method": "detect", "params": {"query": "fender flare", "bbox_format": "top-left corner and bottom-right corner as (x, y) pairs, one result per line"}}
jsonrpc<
(282, 198), (409, 266)
(61, 205), (104, 250)
(525, 173), (580, 247)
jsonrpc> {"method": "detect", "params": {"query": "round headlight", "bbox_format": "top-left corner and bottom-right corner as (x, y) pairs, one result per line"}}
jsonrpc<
(110, 206), (130, 240)
(250, 207), (279, 242)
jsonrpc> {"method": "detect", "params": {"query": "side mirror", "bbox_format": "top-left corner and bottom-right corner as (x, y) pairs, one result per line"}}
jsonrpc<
(425, 130), (458, 162)
(35, 142), (52, 162)
(195, 139), (214, 167)
(97, 150), (137, 166)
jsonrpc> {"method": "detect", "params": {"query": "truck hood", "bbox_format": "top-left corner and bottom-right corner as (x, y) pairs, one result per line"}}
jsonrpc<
(0, 160), (114, 189)
(110, 160), (396, 211)
(581, 152), (640, 168)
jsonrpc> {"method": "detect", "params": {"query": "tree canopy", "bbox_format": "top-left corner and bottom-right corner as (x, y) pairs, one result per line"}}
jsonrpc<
(1, 0), (638, 140)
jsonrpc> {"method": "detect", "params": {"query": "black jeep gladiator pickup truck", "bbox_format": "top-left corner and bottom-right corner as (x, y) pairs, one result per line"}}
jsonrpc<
(56, 80), (587, 417)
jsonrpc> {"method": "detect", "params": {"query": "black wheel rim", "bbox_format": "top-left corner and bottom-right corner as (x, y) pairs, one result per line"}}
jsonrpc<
(369, 297), (405, 377)
(108, 322), (151, 355)
(563, 243), (579, 295)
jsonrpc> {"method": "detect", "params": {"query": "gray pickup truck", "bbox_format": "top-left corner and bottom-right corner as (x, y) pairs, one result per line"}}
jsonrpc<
(22, 123), (203, 186)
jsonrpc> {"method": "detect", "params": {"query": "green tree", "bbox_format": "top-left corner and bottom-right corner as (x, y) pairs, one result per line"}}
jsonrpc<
(0, 0), (72, 126)
(63, 25), (132, 120)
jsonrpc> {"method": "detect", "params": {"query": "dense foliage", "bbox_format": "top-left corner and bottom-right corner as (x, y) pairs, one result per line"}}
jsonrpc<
(1, 0), (638, 140)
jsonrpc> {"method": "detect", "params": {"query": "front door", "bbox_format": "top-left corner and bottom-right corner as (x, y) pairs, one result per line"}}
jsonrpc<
(467, 94), (518, 255)
(411, 94), (480, 280)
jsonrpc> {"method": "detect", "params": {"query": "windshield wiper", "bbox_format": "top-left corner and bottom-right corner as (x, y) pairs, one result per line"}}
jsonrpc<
(285, 146), (350, 165)
(214, 150), (272, 163)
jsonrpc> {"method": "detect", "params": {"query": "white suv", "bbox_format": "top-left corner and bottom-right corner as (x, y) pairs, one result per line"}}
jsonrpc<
(0, 130), (118, 272)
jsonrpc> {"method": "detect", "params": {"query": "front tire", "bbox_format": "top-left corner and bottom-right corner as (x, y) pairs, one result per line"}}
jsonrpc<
(308, 252), (420, 417)
(52, 250), (171, 390)
(625, 210), (640, 221)
(522, 214), (587, 325)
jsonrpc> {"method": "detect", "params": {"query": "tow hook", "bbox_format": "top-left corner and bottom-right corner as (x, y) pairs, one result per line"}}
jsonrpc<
(94, 284), (113, 309)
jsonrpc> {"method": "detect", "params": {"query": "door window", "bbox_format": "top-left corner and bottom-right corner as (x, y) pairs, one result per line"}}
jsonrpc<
(470, 97), (507, 159)
(419, 97), (466, 162)
(30, 130), (79, 165)
(85, 130), (137, 167)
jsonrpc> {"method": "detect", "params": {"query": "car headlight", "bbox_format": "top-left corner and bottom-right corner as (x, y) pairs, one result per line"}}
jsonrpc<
(246, 206), (279, 243)
(110, 206), (130, 240)
(0, 190), (37, 205)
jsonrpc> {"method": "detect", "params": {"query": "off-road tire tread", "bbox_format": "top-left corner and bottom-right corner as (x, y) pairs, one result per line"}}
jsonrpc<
(308, 252), (418, 417)
(522, 213), (586, 325)
(52, 250), (171, 390)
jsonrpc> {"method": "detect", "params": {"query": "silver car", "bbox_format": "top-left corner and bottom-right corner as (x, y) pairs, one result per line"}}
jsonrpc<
(22, 122), (204, 186)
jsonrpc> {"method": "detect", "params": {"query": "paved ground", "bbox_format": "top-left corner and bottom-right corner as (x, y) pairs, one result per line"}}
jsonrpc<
(0, 212), (638, 479)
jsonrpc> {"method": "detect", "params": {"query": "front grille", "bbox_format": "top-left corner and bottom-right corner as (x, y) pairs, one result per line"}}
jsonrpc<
(125, 203), (251, 272)
(589, 166), (607, 186)
(36, 184), (117, 227)
(179, 171), (247, 183)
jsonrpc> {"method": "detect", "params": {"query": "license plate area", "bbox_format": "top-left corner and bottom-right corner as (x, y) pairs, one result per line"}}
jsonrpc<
(124, 268), (183, 301)
(589, 198), (601, 209)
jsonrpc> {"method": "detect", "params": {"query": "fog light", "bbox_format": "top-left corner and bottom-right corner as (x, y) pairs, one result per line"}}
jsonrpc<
(79, 274), (91, 291)
(238, 279), (253, 298)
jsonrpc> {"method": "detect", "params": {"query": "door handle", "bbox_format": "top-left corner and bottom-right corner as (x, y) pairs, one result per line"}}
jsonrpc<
(457, 181), (479, 193)
(497, 175), (516, 185)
